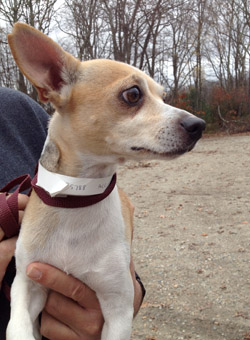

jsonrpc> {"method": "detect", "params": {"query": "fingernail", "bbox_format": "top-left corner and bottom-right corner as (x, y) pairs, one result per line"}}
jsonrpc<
(27, 266), (42, 280)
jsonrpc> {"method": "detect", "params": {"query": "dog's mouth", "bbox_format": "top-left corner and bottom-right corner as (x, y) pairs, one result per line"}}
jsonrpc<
(131, 142), (196, 157)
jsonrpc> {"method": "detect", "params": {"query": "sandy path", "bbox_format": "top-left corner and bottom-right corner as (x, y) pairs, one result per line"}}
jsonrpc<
(118, 134), (250, 340)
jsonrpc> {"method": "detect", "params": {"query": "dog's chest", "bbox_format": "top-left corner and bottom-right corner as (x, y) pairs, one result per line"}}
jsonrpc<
(18, 187), (130, 281)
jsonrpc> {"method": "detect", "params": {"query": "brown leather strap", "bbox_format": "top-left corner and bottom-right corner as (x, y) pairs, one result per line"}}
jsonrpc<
(0, 175), (32, 301)
(0, 174), (31, 238)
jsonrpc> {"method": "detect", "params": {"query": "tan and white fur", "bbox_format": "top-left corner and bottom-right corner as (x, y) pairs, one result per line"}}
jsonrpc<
(6, 23), (205, 340)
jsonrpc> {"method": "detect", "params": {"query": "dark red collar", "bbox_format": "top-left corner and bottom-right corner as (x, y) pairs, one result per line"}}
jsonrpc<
(31, 173), (117, 208)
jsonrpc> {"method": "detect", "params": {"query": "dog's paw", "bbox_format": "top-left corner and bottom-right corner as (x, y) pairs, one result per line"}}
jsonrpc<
(6, 322), (37, 340)
(6, 333), (36, 340)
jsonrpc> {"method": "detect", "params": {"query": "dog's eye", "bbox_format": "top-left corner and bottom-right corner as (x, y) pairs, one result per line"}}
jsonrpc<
(121, 86), (142, 106)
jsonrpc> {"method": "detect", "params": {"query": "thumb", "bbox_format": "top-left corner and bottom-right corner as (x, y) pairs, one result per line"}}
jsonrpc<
(26, 262), (100, 309)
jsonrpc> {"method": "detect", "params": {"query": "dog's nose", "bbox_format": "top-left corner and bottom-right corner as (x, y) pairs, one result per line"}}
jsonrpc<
(180, 116), (206, 139)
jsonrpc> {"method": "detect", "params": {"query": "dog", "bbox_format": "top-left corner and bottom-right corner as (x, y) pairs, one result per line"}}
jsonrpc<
(6, 23), (205, 340)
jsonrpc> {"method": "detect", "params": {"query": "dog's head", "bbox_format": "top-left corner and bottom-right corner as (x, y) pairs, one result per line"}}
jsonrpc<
(8, 23), (205, 168)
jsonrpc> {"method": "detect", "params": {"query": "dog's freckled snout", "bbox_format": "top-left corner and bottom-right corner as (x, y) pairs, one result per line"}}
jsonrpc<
(180, 116), (206, 139)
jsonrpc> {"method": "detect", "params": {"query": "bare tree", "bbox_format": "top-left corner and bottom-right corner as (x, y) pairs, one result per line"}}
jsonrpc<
(0, 0), (24, 25)
(101, 0), (144, 64)
(160, 0), (197, 101)
(0, 27), (17, 88)
(57, 0), (108, 60)
(137, 0), (165, 77)
(191, 0), (209, 110)
(0, 0), (57, 96)
(60, 0), (172, 79)
(205, 0), (250, 91)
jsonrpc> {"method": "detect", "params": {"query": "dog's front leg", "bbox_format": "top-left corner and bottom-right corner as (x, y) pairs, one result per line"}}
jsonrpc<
(6, 271), (48, 340)
(97, 272), (134, 340)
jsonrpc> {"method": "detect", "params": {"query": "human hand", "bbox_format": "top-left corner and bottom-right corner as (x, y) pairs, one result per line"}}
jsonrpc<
(26, 260), (143, 340)
(0, 193), (29, 288)
(27, 262), (104, 340)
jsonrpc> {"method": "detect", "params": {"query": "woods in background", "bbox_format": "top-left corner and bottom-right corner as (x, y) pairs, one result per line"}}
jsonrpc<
(0, 0), (250, 132)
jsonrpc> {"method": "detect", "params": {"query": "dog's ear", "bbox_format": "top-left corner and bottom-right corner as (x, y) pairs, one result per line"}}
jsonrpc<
(8, 23), (80, 106)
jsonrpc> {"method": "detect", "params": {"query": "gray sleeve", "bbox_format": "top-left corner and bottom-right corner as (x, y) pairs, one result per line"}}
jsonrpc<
(0, 87), (49, 187)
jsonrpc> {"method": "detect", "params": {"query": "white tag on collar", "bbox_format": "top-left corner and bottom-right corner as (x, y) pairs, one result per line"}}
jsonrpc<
(36, 163), (114, 197)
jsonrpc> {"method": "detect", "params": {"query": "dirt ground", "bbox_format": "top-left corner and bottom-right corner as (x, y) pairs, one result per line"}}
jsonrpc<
(118, 134), (250, 340)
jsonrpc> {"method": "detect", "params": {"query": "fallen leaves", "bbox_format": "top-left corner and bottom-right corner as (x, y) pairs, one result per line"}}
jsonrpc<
(220, 284), (227, 290)
(234, 311), (249, 319)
